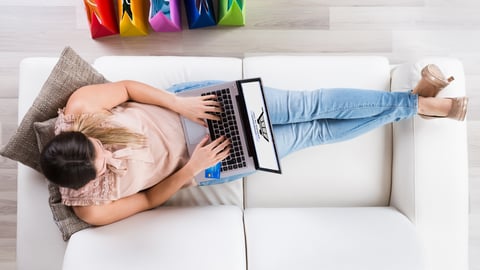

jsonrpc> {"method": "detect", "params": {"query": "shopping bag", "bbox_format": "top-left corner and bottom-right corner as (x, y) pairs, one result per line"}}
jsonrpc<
(83, 0), (119, 38)
(118, 0), (149, 36)
(184, 0), (216, 29)
(149, 0), (182, 32)
(218, 0), (245, 26)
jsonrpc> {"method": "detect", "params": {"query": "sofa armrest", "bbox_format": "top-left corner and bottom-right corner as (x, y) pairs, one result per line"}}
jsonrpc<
(390, 58), (469, 270)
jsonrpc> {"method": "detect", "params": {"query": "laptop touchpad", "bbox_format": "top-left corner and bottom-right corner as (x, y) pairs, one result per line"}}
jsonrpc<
(184, 118), (209, 145)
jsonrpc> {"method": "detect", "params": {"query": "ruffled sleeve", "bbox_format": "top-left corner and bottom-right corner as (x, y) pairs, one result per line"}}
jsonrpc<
(60, 173), (118, 206)
(59, 144), (154, 206)
(54, 108), (75, 135)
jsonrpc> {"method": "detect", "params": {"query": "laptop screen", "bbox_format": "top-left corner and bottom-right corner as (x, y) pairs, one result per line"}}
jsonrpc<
(239, 79), (281, 173)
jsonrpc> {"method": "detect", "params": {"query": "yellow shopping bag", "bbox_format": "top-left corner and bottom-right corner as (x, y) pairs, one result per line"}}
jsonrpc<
(118, 0), (149, 36)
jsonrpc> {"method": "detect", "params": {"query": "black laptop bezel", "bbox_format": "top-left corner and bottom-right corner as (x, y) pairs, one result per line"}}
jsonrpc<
(236, 78), (282, 174)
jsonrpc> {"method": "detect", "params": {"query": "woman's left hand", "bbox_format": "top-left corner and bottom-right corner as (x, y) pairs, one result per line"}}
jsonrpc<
(174, 95), (222, 127)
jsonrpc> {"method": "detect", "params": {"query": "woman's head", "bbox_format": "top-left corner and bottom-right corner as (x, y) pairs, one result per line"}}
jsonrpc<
(40, 131), (97, 189)
(40, 113), (146, 189)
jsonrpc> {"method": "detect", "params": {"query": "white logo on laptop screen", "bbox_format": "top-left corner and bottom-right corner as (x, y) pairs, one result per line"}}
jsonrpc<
(242, 81), (279, 170)
(250, 108), (270, 143)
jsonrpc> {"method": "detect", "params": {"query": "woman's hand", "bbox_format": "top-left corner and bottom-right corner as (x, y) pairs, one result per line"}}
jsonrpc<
(174, 95), (222, 127)
(185, 135), (231, 176)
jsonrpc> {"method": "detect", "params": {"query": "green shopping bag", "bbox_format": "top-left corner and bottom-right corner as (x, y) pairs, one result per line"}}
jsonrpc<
(218, 0), (245, 26)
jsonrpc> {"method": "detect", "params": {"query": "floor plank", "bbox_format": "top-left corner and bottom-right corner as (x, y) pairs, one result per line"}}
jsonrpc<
(0, 1), (478, 269)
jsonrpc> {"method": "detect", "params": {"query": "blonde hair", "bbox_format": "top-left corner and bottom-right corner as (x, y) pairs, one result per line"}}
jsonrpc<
(70, 112), (147, 148)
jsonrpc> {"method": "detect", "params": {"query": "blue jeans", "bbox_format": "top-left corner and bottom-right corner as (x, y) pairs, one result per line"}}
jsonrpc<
(169, 81), (418, 184)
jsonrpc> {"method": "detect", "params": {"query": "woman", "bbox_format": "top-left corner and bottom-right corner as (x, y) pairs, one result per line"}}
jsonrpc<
(40, 64), (468, 226)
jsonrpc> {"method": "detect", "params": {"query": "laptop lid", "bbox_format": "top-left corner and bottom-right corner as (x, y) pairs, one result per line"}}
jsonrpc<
(237, 78), (282, 174)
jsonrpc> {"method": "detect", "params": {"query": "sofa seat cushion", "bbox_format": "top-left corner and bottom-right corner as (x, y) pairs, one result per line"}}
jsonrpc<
(244, 207), (424, 270)
(243, 56), (393, 208)
(63, 206), (246, 270)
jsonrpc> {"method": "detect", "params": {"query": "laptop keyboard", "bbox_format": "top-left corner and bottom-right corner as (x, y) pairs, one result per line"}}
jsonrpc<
(202, 88), (247, 172)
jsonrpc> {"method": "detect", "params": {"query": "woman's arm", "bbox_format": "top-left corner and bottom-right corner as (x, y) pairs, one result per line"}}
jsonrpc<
(73, 135), (231, 226)
(65, 80), (221, 126)
(73, 163), (194, 226)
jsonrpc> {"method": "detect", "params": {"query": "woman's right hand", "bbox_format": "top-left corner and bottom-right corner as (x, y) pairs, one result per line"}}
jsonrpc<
(186, 135), (231, 176)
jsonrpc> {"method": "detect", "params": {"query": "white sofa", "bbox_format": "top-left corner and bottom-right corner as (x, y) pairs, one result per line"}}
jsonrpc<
(16, 55), (469, 270)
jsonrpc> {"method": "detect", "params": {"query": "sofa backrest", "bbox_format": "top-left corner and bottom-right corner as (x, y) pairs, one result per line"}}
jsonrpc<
(93, 56), (243, 87)
(243, 56), (393, 208)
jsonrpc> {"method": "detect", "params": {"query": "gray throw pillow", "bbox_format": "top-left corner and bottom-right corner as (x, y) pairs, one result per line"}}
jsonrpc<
(2, 46), (108, 240)
(48, 182), (92, 241)
(33, 118), (57, 152)
(0, 46), (108, 171)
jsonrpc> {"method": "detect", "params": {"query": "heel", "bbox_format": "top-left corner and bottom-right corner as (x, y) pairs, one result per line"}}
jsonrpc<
(413, 64), (454, 97)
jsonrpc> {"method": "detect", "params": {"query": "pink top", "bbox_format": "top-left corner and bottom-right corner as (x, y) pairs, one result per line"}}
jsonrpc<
(55, 102), (193, 206)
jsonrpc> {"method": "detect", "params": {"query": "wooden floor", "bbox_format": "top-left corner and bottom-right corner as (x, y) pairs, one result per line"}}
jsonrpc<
(1, 0), (479, 269)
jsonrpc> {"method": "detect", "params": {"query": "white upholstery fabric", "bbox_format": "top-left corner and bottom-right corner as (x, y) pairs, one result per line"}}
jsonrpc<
(390, 58), (469, 270)
(243, 56), (393, 207)
(63, 206), (246, 270)
(244, 207), (424, 270)
(15, 55), (469, 270)
(93, 56), (243, 89)
(243, 56), (390, 90)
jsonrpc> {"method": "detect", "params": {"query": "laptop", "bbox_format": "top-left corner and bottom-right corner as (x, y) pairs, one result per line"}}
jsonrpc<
(177, 78), (282, 184)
